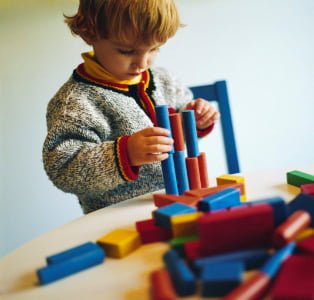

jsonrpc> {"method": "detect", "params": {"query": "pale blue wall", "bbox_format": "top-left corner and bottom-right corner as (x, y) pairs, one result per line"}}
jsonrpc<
(1, 0), (314, 257)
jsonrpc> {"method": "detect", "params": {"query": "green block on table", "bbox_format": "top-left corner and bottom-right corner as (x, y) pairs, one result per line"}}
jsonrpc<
(287, 170), (314, 187)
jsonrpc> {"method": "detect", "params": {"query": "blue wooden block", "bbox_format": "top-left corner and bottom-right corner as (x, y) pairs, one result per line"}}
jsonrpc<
(252, 197), (288, 226)
(154, 202), (196, 229)
(198, 188), (240, 212)
(37, 243), (105, 284)
(200, 261), (244, 297)
(173, 151), (190, 194)
(288, 193), (314, 226)
(155, 105), (173, 153)
(47, 242), (97, 265)
(163, 250), (197, 296)
(194, 248), (269, 273)
(160, 152), (178, 195)
(182, 110), (199, 157)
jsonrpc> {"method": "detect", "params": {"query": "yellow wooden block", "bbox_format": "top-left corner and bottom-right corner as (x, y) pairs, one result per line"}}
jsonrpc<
(295, 227), (314, 242)
(97, 229), (141, 258)
(171, 212), (203, 237)
(217, 174), (247, 202)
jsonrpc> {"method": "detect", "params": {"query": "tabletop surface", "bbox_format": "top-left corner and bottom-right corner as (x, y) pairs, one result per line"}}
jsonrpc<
(1, 165), (313, 300)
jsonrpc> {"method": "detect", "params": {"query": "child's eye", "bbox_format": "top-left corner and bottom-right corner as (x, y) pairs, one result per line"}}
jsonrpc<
(117, 49), (135, 55)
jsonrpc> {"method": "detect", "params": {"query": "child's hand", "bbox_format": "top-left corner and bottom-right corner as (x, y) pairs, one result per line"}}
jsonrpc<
(185, 98), (220, 130)
(127, 127), (174, 166)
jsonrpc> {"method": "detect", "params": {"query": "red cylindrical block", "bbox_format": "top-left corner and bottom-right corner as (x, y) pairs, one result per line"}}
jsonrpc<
(150, 268), (176, 300)
(272, 210), (311, 248)
(198, 152), (210, 188)
(186, 157), (201, 190)
(169, 113), (185, 151)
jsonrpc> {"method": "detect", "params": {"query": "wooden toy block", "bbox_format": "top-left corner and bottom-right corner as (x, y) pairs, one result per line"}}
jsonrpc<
(270, 255), (314, 300)
(224, 243), (296, 300)
(163, 250), (197, 296)
(37, 243), (105, 285)
(173, 151), (190, 194)
(169, 113), (185, 151)
(198, 203), (274, 256)
(169, 235), (198, 257)
(135, 219), (172, 244)
(184, 239), (201, 261)
(198, 152), (210, 188)
(288, 193), (314, 226)
(186, 157), (202, 190)
(287, 170), (314, 187)
(252, 196), (288, 226)
(153, 202), (197, 229)
(200, 261), (244, 297)
(216, 174), (247, 201)
(153, 193), (201, 208)
(160, 152), (179, 195)
(301, 183), (314, 196)
(295, 227), (314, 241)
(198, 188), (240, 212)
(46, 241), (98, 265)
(194, 249), (270, 273)
(272, 210), (311, 248)
(182, 110), (200, 157)
(297, 235), (314, 255)
(97, 229), (141, 258)
(150, 268), (177, 300)
(171, 212), (203, 237)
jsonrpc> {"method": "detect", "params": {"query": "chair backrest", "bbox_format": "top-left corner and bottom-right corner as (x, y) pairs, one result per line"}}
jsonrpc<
(190, 80), (240, 174)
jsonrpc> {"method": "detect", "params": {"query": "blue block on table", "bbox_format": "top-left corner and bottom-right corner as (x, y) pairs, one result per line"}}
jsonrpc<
(153, 202), (196, 229)
(288, 193), (314, 226)
(47, 241), (97, 264)
(200, 261), (244, 297)
(198, 188), (240, 212)
(163, 250), (197, 296)
(252, 196), (288, 226)
(37, 243), (105, 285)
(194, 248), (269, 274)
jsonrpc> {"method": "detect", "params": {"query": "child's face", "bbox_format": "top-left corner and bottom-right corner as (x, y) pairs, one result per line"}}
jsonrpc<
(91, 38), (161, 81)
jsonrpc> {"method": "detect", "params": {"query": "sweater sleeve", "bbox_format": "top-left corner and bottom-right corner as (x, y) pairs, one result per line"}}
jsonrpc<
(42, 93), (138, 195)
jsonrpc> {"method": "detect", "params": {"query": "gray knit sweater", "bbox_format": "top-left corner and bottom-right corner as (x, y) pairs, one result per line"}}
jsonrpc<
(43, 66), (193, 213)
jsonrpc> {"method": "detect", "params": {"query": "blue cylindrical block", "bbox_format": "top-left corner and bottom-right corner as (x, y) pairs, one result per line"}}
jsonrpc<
(182, 110), (199, 157)
(173, 151), (190, 194)
(161, 152), (179, 195)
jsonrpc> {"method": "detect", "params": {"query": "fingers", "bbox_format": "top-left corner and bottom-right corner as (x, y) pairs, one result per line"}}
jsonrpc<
(141, 126), (171, 137)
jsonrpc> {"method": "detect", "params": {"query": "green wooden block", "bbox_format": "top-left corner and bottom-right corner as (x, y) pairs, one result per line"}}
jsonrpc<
(287, 170), (314, 187)
(170, 235), (198, 257)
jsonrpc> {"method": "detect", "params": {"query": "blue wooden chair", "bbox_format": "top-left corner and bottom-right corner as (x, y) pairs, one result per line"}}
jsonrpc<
(190, 80), (240, 174)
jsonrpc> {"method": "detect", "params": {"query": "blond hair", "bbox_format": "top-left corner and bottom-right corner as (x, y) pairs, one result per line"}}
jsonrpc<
(64, 0), (181, 44)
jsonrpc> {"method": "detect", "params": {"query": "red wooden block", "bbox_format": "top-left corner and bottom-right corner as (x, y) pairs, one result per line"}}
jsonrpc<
(198, 152), (210, 188)
(135, 219), (172, 244)
(186, 157), (201, 190)
(298, 235), (314, 255)
(169, 113), (185, 151)
(301, 183), (314, 196)
(185, 183), (244, 198)
(150, 268), (177, 300)
(271, 255), (314, 300)
(272, 210), (311, 248)
(184, 240), (201, 261)
(198, 204), (274, 256)
(153, 194), (201, 208)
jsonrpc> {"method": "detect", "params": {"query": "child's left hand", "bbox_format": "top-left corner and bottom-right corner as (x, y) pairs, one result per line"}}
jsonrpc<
(185, 98), (220, 130)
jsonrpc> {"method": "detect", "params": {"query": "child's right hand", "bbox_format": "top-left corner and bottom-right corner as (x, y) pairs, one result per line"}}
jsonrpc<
(127, 127), (174, 166)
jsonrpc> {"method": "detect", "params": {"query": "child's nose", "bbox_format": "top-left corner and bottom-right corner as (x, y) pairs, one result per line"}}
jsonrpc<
(134, 54), (149, 70)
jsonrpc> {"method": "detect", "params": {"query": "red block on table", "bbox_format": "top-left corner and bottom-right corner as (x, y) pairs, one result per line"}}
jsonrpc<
(184, 240), (201, 261)
(186, 157), (201, 190)
(185, 183), (244, 198)
(301, 183), (314, 196)
(135, 219), (172, 244)
(270, 255), (314, 300)
(272, 210), (311, 248)
(198, 152), (210, 188)
(198, 204), (274, 256)
(153, 193), (201, 208)
(150, 268), (177, 300)
(298, 236), (314, 255)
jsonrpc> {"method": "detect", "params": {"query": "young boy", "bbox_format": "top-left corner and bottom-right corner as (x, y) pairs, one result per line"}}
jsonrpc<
(43, 0), (219, 213)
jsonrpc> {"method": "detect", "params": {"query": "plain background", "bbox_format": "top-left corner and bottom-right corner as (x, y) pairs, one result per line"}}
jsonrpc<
(1, 0), (313, 257)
